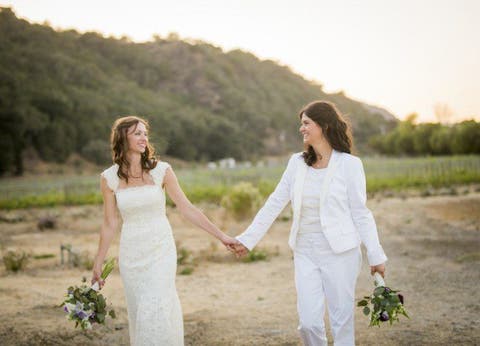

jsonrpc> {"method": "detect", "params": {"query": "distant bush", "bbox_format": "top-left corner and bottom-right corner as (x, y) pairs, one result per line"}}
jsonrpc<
(370, 117), (480, 155)
(37, 216), (57, 230)
(221, 182), (262, 220)
(3, 250), (30, 272)
(81, 140), (111, 165)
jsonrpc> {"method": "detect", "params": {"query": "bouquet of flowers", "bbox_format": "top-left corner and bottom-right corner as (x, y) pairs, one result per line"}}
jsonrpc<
(61, 258), (116, 330)
(357, 272), (409, 326)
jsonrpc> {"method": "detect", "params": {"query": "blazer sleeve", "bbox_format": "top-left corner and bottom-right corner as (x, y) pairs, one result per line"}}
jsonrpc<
(236, 154), (297, 250)
(346, 156), (388, 266)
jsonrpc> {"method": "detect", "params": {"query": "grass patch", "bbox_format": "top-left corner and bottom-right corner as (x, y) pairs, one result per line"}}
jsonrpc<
(456, 252), (480, 263)
(3, 250), (30, 272)
(33, 253), (56, 260)
(179, 267), (194, 275)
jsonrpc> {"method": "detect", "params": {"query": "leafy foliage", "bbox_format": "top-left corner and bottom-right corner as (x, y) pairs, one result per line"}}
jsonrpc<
(370, 115), (480, 155)
(0, 7), (396, 175)
(221, 182), (262, 220)
(2, 249), (29, 272)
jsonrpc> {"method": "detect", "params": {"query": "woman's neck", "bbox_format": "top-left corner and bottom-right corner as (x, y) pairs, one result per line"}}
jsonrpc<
(311, 142), (333, 167)
(125, 152), (142, 174)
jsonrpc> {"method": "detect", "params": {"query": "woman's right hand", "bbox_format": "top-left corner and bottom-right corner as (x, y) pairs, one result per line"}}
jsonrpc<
(232, 243), (249, 258)
(91, 262), (104, 289)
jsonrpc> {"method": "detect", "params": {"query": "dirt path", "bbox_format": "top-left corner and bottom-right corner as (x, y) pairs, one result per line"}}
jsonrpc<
(0, 192), (479, 345)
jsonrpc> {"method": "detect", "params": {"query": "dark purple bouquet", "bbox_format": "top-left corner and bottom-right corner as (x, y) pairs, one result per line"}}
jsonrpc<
(357, 273), (409, 326)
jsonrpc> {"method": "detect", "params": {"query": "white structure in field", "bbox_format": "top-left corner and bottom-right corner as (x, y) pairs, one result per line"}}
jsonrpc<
(218, 158), (236, 169)
(207, 162), (217, 170)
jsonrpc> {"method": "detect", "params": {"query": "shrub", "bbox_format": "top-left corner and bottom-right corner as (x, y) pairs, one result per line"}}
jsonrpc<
(243, 248), (268, 262)
(71, 251), (94, 270)
(177, 247), (192, 265)
(81, 139), (111, 165)
(179, 267), (194, 275)
(37, 216), (57, 230)
(3, 250), (30, 272)
(221, 182), (262, 220)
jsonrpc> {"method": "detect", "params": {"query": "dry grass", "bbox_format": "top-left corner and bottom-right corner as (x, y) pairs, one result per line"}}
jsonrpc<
(0, 192), (479, 345)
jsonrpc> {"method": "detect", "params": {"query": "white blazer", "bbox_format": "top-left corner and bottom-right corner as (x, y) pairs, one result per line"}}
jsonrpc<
(236, 150), (387, 266)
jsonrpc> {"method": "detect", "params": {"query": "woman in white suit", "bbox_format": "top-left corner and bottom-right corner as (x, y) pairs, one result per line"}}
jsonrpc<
(233, 101), (387, 346)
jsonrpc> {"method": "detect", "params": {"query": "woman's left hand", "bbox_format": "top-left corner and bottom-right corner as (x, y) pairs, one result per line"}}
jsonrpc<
(370, 263), (386, 277)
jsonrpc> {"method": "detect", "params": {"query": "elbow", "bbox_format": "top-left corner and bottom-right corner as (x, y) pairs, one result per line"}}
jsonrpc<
(351, 209), (375, 228)
(177, 200), (195, 216)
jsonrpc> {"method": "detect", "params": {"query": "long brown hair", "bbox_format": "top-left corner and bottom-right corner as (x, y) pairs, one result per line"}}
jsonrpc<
(110, 116), (157, 182)
(298, 101), (353, 166)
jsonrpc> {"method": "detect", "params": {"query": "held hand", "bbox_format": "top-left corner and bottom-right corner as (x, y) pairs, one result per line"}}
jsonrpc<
(219, 234), (240, 250)
(91, 262), (105, 289)
(232, 243), (249, 258)
(370, 263), (386, 278)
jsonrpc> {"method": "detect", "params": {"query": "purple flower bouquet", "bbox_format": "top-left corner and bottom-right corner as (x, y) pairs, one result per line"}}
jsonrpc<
(357, 273), (409, 326)
(61, 258), (116, 330)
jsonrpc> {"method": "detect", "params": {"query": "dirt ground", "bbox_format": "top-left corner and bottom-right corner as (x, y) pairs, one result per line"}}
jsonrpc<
(0, 191), (479, 345)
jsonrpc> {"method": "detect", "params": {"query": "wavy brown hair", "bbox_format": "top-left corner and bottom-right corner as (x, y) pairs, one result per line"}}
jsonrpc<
(110, 116), (158, 183)
(298, 101), (353, 166)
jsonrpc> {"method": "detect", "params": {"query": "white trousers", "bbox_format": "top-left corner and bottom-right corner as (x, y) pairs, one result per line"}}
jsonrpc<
(294, 232), (362, 346)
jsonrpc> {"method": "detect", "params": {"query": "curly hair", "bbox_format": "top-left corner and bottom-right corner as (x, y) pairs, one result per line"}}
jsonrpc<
(298, 101), (353, 166)
(110, 116), (158, 183)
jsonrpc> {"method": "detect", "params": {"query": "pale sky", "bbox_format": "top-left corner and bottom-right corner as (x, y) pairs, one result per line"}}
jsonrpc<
(2, 0), (479, 122)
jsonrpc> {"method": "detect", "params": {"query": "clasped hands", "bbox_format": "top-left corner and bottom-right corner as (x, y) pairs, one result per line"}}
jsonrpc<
(219, 234), (249, 258)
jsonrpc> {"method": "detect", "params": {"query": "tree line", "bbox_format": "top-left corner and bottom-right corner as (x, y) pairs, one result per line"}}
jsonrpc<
(369, 114), (480, 155)
(0, 7), (397, 175)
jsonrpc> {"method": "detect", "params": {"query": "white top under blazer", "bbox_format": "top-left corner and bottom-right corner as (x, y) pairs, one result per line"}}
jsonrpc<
(236, 150), (388, 266)
(298, 167), (326, 234)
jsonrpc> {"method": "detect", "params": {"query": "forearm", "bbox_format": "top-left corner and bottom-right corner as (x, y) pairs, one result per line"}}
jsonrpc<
(236, 193), (289, 250)
(94, 225), (115, 265)
(347, 157), (386, 265)
(354, 211), (387, 265)
(179, 203), (225, 240)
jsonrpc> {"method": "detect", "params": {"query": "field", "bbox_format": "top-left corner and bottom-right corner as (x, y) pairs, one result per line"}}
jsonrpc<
(0, 190), (479, 345)
(0, 155), (479, 345)
(1, 155), (479, 209)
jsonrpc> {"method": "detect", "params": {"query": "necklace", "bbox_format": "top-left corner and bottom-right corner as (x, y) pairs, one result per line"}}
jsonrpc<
(128, 170), (143, 179)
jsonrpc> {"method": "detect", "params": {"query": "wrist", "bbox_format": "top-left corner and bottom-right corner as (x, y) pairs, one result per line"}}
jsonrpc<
(217, 232), (227, 242)
(93, 256), (103, 268)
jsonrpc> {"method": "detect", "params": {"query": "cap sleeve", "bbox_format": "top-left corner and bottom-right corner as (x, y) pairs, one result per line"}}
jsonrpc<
(150, 161), (171, 187)
(100, 164), (120, 192)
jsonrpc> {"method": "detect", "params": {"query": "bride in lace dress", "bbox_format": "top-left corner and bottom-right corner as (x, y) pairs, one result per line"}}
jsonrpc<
(91, 116), (239, 345)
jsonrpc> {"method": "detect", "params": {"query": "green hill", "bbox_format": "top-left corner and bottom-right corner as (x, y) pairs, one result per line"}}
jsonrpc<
(0, 7), (397, 175)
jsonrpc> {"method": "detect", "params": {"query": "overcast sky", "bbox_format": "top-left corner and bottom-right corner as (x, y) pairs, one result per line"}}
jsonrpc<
(2, 0), (479, 122)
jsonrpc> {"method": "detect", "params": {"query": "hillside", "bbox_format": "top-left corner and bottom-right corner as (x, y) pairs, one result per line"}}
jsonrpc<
(0, 7), (397, 175)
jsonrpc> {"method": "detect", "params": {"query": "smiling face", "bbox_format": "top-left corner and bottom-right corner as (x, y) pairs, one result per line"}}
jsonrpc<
(299, 113), (325, 146)
(126, 121), (148, 154)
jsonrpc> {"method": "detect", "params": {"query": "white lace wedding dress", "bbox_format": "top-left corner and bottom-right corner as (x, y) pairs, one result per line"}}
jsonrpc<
(101, 162), (184, 346)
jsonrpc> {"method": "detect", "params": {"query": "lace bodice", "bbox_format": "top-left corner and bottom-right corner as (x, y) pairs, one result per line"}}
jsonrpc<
(100, 162), (170, 223)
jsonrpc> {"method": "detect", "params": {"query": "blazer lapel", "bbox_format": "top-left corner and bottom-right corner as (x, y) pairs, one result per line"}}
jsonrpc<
(319, 150), (340, 209)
